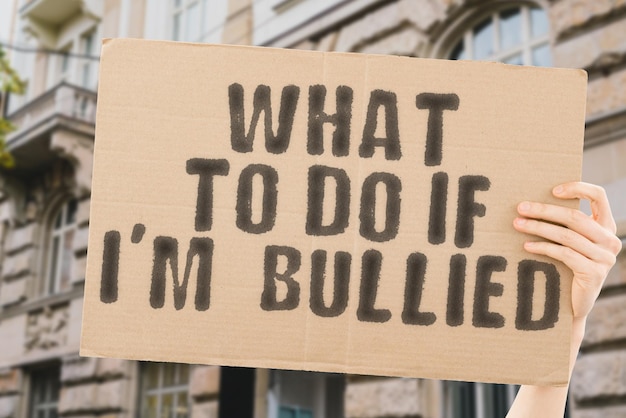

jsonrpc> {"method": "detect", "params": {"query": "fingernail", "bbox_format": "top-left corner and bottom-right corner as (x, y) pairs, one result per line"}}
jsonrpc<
(524, 241), (536, 249)
(514, 218), (526, 226)
(519, 202), (530, 212)
(553, 185), (564, 195)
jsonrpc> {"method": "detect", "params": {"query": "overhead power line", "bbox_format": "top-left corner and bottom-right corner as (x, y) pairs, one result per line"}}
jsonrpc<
(1, 0), (321, 59)
(0, 40), (100, 61)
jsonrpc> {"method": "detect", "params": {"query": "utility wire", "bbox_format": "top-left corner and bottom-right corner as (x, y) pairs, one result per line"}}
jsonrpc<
(1, 0), (305, 59)
(0, 40), (100, 61)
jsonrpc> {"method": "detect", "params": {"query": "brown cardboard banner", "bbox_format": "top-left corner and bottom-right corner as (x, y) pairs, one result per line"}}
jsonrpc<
(81, 38), (587, 386)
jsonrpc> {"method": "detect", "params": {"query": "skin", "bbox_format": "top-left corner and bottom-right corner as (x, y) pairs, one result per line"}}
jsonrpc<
(506, 182), (622, 418)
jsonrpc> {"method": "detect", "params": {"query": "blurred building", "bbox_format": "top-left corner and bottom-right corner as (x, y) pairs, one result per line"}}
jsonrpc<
(0, 1), (624, 418)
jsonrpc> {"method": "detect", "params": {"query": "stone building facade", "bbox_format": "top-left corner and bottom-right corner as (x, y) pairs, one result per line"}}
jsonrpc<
(0, 0), (624, 418)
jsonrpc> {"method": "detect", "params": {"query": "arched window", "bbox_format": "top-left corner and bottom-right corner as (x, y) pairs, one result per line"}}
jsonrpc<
(45, 198), (77, 295)
(449, 5), (551, 66)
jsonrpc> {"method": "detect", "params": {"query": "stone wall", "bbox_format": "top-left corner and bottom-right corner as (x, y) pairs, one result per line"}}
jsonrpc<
(190, 366), (220, 418)
(551, 0), (626, 416)
(0, 370), (22, 418)
(58, 357), (131, 417)
(345, 377), (422, 418)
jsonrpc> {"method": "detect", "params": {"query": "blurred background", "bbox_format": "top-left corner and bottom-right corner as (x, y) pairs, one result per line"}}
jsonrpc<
(0, 0), (624, 417)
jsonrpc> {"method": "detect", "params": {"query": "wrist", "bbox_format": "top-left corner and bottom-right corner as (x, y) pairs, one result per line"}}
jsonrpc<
(571, 316), (586, 348)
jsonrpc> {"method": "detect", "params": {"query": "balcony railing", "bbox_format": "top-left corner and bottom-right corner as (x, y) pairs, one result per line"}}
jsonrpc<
(7, 82), (97, 149)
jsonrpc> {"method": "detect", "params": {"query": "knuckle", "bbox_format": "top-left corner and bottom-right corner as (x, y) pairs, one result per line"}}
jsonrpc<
(556, 227), (574, 244)
(604, 234), (623, 255)
(606, 253), (617, 268)
(567, 209), (583, 226)
(608, 220), (618, 235)
(589, 183), (607, 199)
(597, 249), (617, 269)
(561, 245), (578, 261)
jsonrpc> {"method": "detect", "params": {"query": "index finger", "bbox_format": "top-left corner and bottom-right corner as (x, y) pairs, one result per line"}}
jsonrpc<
(553, 182), (617, 233)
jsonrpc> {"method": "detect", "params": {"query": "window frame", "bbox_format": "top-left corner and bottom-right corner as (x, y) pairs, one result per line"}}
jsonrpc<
(44, 198), (78, 296)
(79, 30), (96, 89)
(138, 362), (191, 418)
(28, 365), (61, 418)
(433, 1), (552, 66)
(171, 0), (209, 42)
(279, 404), (314, 418)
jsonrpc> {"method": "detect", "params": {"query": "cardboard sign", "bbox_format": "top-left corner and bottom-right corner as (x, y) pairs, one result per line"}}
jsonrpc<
(81, 38), (587, 386)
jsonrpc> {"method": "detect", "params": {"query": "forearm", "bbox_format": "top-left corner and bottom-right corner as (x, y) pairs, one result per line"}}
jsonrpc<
(506, 317), (586, 418)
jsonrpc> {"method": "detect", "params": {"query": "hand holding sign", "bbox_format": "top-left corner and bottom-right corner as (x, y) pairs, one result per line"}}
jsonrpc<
(513, 181), (622, 319)
(508, 181), (621, 417)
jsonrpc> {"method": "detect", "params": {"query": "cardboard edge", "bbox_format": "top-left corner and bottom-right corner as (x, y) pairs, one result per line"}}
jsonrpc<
(101, 37), (588, 77)
(79, 38), (586, 387)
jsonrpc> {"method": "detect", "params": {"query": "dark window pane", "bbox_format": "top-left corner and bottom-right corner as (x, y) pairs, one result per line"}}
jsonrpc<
(473, 18), (494, 60)
(499, 9), (522, 51)
(66, 199), (77, 224)
(29, 368), (60, 418)
(492, 384), (509, 417)
(143, 363), (160, 390)
(450, 41), (465, 60)
(531, 8), (549, 37)
(279, 407), (296, 418)
(48, 236), (60, 294)
(163, 363), (176, 387)
(177, 364), (189, 385)
(54, 211), (62, 229)
(451, 381), (476, 418)
(49, 376), (60, 402)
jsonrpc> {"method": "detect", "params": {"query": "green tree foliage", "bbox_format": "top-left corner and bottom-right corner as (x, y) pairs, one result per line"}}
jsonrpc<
(0, 45), (26, 169)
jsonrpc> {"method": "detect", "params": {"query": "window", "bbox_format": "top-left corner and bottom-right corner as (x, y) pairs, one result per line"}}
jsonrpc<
(140, 362), (190, 418)
(80, 32), (95, 88)
(28, 366), (60, 418)
(46, 199), (77, 295)
(446, 381), (517, 418)
(449, 5), (551, 66)
(279, 406), (314, 418)
(268, 370), (344, 418)
(51, 44), (71, 87)
(172, 0), (209, 42)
